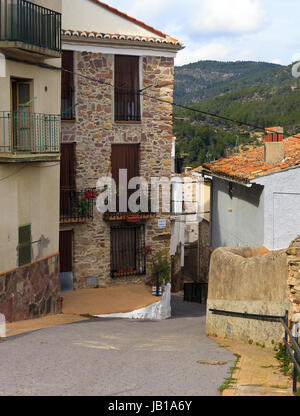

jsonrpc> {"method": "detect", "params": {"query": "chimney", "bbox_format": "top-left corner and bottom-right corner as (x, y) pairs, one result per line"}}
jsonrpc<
(264, 127), (284, 164)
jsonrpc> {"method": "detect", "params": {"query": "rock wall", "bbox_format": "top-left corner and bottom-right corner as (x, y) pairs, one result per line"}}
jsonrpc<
(61, 52), (174, 288)
(206, 246), (289, 346)
(287, 238), (300, 332)
(0, 254), (60, 322)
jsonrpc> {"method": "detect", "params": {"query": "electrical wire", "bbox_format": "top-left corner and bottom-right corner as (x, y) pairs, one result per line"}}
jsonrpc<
(61, 67), (300, 141)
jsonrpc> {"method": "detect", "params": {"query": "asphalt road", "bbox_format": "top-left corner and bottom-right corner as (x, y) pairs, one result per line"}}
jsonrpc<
(0, 296), (235, 396)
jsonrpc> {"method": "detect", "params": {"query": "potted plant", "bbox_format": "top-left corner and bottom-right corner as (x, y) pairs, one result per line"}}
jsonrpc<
(151, 251), (171, 296)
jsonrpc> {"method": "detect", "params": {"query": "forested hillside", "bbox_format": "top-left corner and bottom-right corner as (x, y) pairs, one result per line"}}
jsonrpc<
(173, 60), (300, 168)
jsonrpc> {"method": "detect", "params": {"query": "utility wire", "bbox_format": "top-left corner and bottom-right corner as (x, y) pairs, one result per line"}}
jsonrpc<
(61, 67), (300, 142)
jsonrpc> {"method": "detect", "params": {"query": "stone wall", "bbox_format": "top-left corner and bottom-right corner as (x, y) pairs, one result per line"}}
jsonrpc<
(287, 238), (300, 332)
(206, 246), (289, 346)
(0, 254), (60, 322)
(61, 52), (174, 288)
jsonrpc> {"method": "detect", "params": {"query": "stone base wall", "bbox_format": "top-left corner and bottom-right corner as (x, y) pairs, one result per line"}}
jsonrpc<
(287, 238), (300, 331)
(0, 254), (60, 322)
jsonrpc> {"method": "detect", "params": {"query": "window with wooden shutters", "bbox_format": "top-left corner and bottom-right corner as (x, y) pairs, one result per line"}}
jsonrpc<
(61, 51), (75, 120)
(18, 225), (32, 267)
(114, 55), (141, 122)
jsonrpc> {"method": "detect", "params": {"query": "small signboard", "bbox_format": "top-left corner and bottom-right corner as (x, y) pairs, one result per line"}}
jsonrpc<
(158, 219), (167, 229)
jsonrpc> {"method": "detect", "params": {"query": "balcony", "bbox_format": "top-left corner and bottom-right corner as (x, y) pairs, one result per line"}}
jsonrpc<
(0, 111), (60, 162)
(60, 189), (97, 224)
(0, 0), (61, 58)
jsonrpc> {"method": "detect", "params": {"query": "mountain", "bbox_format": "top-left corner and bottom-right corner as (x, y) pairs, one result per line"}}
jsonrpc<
(173, 60), (300, 169)
(174, 60), (293, 104)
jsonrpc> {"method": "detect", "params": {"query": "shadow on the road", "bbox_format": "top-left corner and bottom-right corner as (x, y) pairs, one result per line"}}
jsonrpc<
(171, 295), (207, 319)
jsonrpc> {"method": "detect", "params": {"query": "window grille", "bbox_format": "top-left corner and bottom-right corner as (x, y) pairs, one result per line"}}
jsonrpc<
(110, 224), (146, 278)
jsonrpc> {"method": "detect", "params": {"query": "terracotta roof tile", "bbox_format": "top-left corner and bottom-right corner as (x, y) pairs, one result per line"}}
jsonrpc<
(203, 135), (300, 183)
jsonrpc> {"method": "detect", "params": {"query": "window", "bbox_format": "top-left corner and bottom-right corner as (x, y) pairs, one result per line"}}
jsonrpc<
(18, 225), (32, 267)
(114, 55), (141, 122)
(110, 224), (146, 278)
(61, 51), (75, 120)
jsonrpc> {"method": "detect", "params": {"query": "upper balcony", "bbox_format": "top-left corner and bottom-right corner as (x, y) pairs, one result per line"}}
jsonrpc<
(0, 0), (61, 58)
(0, 110), (60, 162)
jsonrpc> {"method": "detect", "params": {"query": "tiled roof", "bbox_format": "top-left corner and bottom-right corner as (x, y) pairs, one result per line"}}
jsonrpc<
(202, 135), (300, 183)
(61, 29), (182, 47)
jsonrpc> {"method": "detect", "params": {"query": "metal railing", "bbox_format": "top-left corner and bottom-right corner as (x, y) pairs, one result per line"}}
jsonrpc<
(60, 189), (96, 223)
(209, 308), (300, 393)
(0, 111), (60, 154)
(0, 0), (61, 51)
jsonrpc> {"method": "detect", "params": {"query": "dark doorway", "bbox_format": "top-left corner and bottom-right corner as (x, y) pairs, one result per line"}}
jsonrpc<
(59, 230), (73, 291)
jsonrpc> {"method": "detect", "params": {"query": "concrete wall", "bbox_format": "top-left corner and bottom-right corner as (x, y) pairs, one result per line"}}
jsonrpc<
(206, 246), (289, 346)
(0, 60), (61, 114)
(253, 167), (300, 250)
(35, 0), (62, 13)
(0, 163), (60, 274)
(62, 0), (162, 37)
(211, 177), (264, 249)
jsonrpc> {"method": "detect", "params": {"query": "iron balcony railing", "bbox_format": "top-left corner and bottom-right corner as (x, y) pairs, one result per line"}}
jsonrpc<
(0, 0), (61, 52)
(0, 111), (60, 153)
(60, 189), (97, 224)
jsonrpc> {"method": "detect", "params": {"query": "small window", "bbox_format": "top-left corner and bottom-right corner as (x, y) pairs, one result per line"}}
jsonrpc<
(61, 51), (75, 120)
(114, 55), (141, 122)
(111, 224), (146, 278)
(18, 225), (32, 267)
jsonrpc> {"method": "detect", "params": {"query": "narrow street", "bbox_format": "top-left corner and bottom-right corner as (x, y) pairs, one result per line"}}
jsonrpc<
(0, 297), (235, 396)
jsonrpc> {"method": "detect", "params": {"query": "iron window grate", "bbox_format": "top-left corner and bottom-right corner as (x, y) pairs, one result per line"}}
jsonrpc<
(110, 224), (146, 278)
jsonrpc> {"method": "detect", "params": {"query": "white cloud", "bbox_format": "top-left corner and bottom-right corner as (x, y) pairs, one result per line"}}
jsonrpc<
(190, 0), (266, 35)
(175, 42), (230, 66)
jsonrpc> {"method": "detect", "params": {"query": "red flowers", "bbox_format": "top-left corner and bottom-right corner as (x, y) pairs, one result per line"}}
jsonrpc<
(85, 191), (97, 200)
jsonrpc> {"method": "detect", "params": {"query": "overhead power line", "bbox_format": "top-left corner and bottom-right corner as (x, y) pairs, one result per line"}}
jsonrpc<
(61, 67), (300, 142)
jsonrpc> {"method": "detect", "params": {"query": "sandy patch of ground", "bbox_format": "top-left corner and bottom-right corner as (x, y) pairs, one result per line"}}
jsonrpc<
(62, 284), (160, 316)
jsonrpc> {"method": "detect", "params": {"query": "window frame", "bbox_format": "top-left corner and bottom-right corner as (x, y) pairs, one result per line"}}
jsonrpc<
(114, 55), (141, 123)
(110, 224), (146, 278)
(18, 224), (32, 267)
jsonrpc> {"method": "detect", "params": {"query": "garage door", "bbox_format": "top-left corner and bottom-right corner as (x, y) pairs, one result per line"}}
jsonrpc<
(273, 193), (300, 250)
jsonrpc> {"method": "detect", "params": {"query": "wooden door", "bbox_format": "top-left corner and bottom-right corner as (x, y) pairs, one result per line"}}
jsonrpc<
(11, 80), (33, 151)
(59, 230), (73, 273)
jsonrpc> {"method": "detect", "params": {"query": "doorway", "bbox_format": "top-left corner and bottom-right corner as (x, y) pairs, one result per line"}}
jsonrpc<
(11, 78), (33, 152)
(59, 230), (74, 291)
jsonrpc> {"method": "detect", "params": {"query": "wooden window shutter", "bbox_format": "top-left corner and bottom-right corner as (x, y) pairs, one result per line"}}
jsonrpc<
(18, 225), (32, 267)
(114, 55), (141, 122)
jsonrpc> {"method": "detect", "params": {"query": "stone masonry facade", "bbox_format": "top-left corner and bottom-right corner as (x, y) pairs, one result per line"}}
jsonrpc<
(61, 52), (174, 288)
(0, 255), (60, 322)
(287, 238), (300, 332)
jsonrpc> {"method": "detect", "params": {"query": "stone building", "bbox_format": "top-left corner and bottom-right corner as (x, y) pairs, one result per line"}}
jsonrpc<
(0, 0), (62, 321)
(59, 0), (182, 289)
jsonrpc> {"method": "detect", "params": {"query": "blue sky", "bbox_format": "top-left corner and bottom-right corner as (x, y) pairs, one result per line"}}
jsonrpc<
(106, 0), (300, 67)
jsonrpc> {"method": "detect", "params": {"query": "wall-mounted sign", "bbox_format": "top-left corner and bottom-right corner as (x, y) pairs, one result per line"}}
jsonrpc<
(158, 219), (167, 229)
